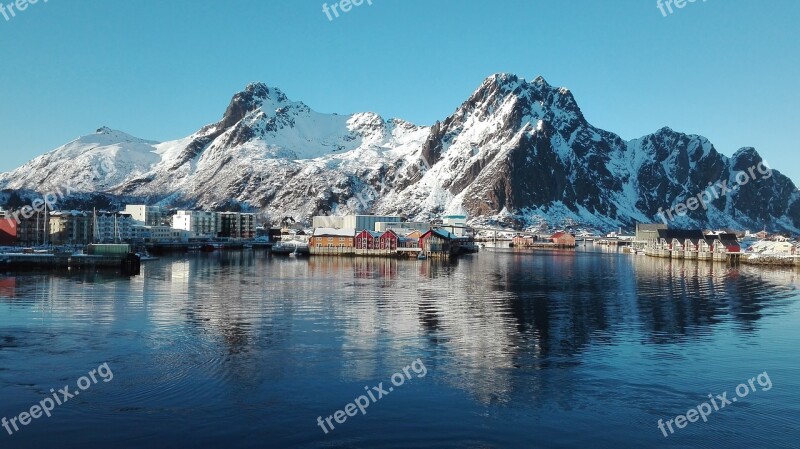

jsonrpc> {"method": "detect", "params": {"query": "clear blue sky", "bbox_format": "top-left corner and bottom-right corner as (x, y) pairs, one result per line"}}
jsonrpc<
(1, 0), (798, 182)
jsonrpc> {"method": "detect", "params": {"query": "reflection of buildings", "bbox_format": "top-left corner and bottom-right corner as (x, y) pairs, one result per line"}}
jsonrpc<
(630, 256), (797, 336)
(353, 258), (398, 280)
(3, 249), (795, 411)
(0, 277), (16, 298)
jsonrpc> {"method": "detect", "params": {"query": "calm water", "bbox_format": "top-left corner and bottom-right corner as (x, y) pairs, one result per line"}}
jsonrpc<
(1, 248), (799, 448)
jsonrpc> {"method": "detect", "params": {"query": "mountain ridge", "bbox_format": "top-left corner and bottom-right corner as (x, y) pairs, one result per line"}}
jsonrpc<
(1, 73), (798, 232)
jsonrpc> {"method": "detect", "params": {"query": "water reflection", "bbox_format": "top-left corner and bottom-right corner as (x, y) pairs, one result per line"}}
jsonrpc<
(0, 249), (797, 448)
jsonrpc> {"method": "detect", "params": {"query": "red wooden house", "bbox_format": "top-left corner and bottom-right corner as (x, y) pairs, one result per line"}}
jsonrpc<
(354, 229), (400, 255)
(355, 230), (382, 250)
(712, 233), (741, 253)
(376, 230), (399, 250)
(419, 228), (460, 258)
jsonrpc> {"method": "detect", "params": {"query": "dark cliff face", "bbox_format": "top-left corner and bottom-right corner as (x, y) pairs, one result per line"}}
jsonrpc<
(632, 128), (728, 219)
(726, 148), (798, 226)
(219, 83), (281, 129)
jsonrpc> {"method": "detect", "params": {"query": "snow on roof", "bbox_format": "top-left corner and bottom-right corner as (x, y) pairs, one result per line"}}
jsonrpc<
(313, 228), (355, 237)
(427, 228), (458, 240)
(356, 230), (382, 238)
(747, 241), (794, 254)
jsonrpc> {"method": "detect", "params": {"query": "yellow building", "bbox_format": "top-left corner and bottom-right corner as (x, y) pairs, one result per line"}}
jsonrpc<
(309, 228), (356, 255)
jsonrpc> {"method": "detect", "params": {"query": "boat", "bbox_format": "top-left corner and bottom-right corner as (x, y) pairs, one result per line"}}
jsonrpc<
(136, 250), (160, 262)
(417, 253), (427, 260)
(272, 240), (309, 256)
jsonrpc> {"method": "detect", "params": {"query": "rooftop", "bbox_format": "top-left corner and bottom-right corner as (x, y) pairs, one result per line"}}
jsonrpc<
(313, 228), (356, 237)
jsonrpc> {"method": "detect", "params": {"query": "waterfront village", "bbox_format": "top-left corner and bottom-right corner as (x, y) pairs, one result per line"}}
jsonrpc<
(0, 204), (798, 269)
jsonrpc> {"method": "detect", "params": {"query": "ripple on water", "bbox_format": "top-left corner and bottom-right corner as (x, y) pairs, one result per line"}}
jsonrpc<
(0, 252), (798, 449)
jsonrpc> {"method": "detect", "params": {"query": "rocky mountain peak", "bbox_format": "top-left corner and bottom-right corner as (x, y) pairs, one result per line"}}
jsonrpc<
(531, 75), (550, 86)
(219, 82), (291, 130)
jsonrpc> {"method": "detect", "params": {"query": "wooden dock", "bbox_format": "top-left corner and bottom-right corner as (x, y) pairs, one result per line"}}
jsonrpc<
(640, 248), (800, 268)
(512, 243), (576, 249)
(146, 241), (272, 253)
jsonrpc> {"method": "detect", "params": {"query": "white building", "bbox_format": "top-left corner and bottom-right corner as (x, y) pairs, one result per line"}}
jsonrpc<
(124, 205), (167, 227)
(312, 215), (405, 231)
(132, 225), (190, 243)
(442, 215), (468, 237)
(374, 221), (431, 233)
(173, 210), (221, 238)
(312, 216), (345, 229)
(343, 215), (404, 232)
(93, 211), (134, 243)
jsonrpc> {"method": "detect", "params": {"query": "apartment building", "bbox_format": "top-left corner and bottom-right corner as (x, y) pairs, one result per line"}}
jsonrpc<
(219, 212), (256, 240)
(94, 211), (134, 243)
(124, 205), (167, 227)
(173, 210), (221, 238)
(49, 211), (92, 245)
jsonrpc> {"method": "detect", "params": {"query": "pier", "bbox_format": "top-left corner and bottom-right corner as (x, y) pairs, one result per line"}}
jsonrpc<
(146, 241), (272, 253)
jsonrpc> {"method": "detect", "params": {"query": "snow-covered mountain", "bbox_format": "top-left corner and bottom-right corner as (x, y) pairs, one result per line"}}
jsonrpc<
(1, 74), (798, 232)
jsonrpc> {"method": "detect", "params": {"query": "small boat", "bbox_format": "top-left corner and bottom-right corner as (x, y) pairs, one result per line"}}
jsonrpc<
(136, 252), (160, 262)
(243, 243), (254, 249)
(272, 240), (309, 256)
(417, 253), (427, 260)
